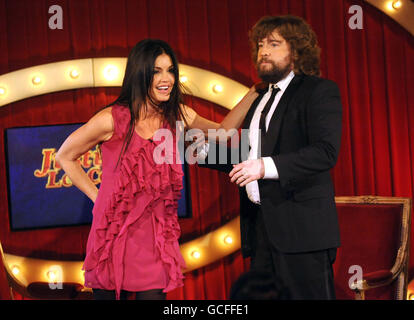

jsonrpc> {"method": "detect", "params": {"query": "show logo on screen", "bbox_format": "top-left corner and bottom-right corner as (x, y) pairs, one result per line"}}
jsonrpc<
(33, 146), (102, 189)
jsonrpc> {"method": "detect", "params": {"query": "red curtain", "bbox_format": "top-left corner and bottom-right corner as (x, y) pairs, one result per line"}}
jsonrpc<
(0, 0), (413, 300)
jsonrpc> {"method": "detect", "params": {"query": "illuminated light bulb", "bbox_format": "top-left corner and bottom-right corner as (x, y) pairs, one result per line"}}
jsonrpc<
(11, 265), (20, 276)
(223, 235), (233, 245)
(70, 69), (80, 79)
(392, 0), (402, 9)
(179, 75), (188, 83)
(47, 270), (57, 281)
(103, 65), (119, 81)
(0, 87), (6, 96)
(212, 84), (223, 93)
(191, 250), (201, 259)
(410, 293), (414, 300)
(32, 76), (42, 85)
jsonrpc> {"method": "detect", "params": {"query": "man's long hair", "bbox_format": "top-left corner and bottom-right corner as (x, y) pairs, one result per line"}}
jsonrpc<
(249, 15), (321, 76)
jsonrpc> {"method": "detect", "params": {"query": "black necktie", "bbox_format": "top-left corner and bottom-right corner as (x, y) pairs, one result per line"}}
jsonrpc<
(259, 85), (280, 157)
(259, 85), (280, 133)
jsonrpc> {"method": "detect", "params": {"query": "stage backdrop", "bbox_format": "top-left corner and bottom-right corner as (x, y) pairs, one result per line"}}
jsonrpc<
(0, 0), (413, 299)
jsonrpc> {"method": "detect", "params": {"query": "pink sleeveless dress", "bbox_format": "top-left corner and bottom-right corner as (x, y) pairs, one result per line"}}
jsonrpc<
(83, 104), (186, 299)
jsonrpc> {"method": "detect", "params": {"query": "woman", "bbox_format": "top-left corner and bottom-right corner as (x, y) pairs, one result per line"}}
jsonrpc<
(55, 39), (257, 300)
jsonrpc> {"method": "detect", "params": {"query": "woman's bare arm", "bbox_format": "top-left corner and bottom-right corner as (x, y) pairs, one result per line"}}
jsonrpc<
(184, 85), (258, 132)
(55, 108), (114, 203)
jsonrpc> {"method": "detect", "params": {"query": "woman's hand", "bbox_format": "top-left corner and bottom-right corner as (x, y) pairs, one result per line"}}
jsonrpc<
(253, 81), (268, 94)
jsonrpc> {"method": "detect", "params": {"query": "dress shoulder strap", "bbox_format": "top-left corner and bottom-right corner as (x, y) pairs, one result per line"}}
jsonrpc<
(111, 104), (132, 140)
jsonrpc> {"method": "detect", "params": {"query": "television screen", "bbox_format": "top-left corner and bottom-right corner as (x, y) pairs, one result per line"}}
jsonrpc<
(5, 124), (191, 231)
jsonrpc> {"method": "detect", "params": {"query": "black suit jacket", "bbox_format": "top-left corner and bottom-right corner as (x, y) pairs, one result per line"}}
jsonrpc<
(202, 74), (342, 256)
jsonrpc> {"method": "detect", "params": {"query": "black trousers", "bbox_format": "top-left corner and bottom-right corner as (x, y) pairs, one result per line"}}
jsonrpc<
(92, 288), (166, 300)
(250, 208), (337, 300)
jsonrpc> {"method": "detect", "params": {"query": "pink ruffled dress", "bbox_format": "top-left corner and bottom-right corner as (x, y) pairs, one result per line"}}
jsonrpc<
(83, 104), (186, 299)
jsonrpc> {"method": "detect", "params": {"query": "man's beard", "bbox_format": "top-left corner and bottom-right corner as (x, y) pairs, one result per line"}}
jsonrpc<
(256, 58), (292, 84)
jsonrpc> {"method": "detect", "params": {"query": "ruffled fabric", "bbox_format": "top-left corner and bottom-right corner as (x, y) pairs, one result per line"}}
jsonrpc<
(83, 114), (185, 299)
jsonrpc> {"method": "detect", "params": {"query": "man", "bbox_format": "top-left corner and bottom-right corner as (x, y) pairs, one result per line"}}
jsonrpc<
(201, 15), (342, 299)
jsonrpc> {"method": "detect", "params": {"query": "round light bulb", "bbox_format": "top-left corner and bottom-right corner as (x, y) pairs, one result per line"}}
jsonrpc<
(223, 235), (233, 244)
(180, 75), (188, 83)
(0, 87), (6, 96)
(213, 84), (223, 93)
(47, 270), (57, 281)
(392, 0), (402, 9)
(11, 265), (20, 276)
(191, 250), (201, 259)
(70, 69), (80, 79)
(32, 76), (42, 85)
(103, 65), (119, 81)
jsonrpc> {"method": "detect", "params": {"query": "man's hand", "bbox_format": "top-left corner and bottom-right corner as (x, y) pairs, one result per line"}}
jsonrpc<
(229, 159), (265, 187)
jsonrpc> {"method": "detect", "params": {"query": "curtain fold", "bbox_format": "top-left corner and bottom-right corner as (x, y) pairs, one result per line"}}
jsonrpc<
(0, 0), (413, 299)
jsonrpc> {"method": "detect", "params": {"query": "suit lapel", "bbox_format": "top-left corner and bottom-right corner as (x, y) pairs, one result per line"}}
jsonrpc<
(242, 92), (266, 129)
(263, 75), (304, 155)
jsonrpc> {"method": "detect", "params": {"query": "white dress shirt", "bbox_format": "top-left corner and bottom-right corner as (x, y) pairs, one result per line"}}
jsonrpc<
(245, 71), (295, 204)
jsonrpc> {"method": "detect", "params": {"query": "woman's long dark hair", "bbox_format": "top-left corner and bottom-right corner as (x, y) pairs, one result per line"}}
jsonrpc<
(105, 39), (188, 165)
